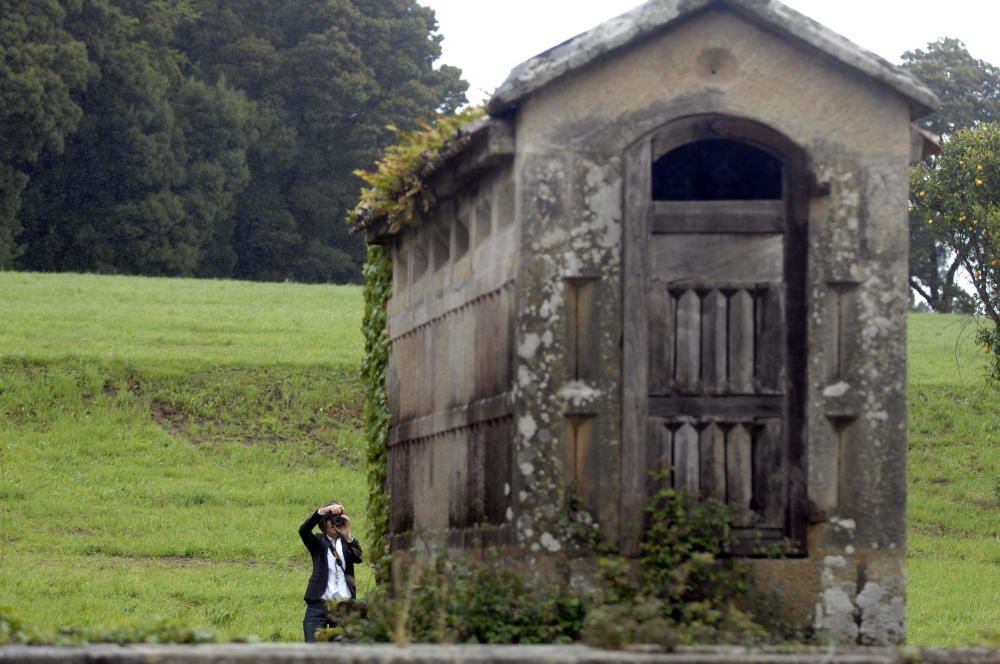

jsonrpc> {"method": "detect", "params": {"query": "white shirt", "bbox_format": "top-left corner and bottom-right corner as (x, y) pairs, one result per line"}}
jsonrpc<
(321, 535), (352, 601)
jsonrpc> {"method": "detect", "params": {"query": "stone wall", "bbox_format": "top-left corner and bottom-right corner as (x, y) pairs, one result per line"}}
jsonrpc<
(508, 8), (912, 644)
(2, 645), (997, 663)
(385, 164), (519, 549)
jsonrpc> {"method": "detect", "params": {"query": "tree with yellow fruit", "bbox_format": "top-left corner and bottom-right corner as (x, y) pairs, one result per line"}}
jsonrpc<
(911, 123), (1000, 383)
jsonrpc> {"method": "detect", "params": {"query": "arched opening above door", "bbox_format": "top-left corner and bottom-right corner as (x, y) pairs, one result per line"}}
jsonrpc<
(652, 139), (784, 201)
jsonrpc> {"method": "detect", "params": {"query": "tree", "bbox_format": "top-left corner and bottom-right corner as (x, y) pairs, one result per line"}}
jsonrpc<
(16, 0), (255, 277)
(177, 0), (467, 282)
(910, 124), (1000, 383)
(0, 0), (90, 267)
(902, 39), (1000, 312)
(6, 0), (465, 281)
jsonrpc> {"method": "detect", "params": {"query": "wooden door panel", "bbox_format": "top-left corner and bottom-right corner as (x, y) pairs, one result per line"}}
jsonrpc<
(728, 289), (756, 395)
(647, 286), (784, 399)
(675, 290), (701, 392)
(647, 418), (673, 497)
(673, 423), (700, 492)
(699, 423), (727, 502)
(726, 424), (754, 525)
(755, 286), (786, 394)
(752, 418), (787, 529)
(651, 234), (783, 284)
(623, 121), (808, 557)
(648, 286), (674, 394)
(701, 289), (728, 394)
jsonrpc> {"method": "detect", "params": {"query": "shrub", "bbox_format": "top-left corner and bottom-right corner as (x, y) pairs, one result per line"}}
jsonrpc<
(320, 485), (767, 648)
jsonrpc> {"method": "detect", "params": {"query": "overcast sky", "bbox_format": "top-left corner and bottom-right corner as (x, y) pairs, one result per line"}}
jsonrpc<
(420, 0), (1000, 105)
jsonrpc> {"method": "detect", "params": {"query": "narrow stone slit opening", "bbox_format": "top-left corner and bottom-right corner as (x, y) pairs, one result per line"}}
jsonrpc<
(652, 139), (784, 200)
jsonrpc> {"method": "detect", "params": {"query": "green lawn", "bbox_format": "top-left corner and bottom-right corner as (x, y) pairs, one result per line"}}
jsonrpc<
(906, 313), (998, 647)
(0, 272), (368, 641)
(0, 273), (996, 644)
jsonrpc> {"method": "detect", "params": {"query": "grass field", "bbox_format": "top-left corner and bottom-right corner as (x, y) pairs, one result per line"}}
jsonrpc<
(0, 272), (369, 641)
(905, 313), (998, 646)
(0, 272), (997, 644)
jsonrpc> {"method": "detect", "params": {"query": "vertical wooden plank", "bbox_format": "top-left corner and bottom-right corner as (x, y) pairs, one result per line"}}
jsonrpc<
(728, 289), (755, 394)
(465, 305), (476, 402)
(393, 442), (410, 533)
(726, 424), (753, 526)
(472, 302), (482, 402)
(475, 297), (491, 401)
(573, 416), (596, 513)
(486, 293), (499, 396)
(673, 422), (700, 492)
(494, 292), (506, 396)
(675, 289), (701, 393)
(417, 327), (429, 415)
(504, 285), (516, 390)
(699, 422), (726, 501)
(466, 422), (486, 525)
(645, 418), (673, 500)
(576, 280), (599, 383)
(701, 289), (727, 394)
(434, 314), (450, 410)
(400, 332), (412, 420)
(755, 285), (785, 394)
(484, 418), (513, 525)
(566, 281), (580, 381)
(448, 311), (462, 408)
(648, 284), (674, 395)
(752, 418), (787, 528)
(622, 138), (652, 556)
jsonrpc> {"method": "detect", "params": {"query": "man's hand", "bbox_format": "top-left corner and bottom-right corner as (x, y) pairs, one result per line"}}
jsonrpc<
(318, 502), (344, 516)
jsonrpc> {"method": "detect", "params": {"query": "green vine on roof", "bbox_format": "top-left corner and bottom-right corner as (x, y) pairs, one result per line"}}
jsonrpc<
(348, 107), (486, 234)
(352, 109), (484, 584)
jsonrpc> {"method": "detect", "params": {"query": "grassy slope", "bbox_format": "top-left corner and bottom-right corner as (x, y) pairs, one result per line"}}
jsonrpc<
(906, 313), (998, 646)
(0, 272), (368, 641)
(0, 273), (996, 644)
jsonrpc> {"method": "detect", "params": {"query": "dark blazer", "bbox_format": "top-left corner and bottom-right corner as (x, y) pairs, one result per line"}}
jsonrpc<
(299, 511), (363, 601)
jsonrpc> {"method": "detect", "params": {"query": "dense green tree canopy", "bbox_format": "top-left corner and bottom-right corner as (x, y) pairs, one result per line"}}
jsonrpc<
(1, 0), (466, 281)
(0, 0), (90, 268)
(903, 38), (1000, 138)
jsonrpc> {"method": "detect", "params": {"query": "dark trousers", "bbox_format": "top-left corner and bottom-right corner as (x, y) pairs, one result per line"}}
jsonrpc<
(303, 600), (332, 642)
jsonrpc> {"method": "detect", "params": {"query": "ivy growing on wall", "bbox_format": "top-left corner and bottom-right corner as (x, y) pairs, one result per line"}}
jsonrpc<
(360, 244), (392, 583)
(349, 108), (486, 582)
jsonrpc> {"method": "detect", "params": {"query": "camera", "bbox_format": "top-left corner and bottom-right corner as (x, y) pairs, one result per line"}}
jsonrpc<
(331, 514), (347, 528)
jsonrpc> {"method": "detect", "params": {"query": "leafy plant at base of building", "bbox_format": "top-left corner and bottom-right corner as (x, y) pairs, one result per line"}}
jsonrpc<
(581, 486), (765, 649)
(319, 553), (586, 645)
(911, 123), (1000, 384)
(318, 488), (766, 648)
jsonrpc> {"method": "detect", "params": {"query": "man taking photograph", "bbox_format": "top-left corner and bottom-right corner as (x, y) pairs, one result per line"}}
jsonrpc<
(299, 502), (362, 642)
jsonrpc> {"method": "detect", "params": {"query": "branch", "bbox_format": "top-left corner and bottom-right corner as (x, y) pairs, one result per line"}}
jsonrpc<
(909, 278), (933, 305)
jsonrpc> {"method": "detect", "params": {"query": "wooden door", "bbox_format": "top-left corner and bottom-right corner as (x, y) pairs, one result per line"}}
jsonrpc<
(622, 116), (808, 556)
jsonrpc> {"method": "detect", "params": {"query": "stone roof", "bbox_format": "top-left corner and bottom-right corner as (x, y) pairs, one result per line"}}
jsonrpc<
(487, 0), (939, 118)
